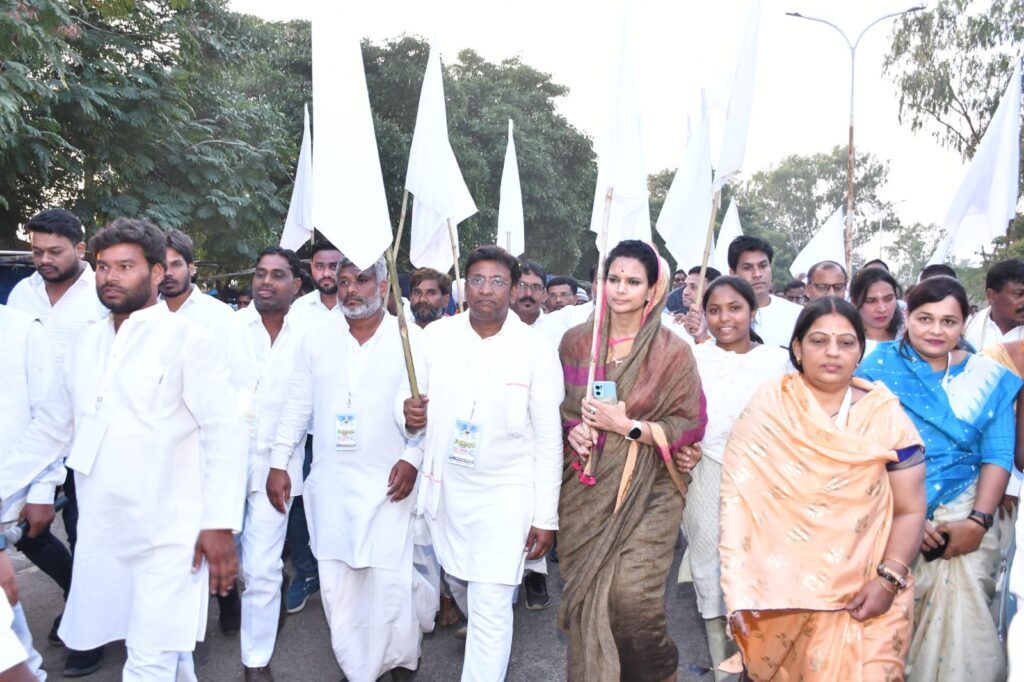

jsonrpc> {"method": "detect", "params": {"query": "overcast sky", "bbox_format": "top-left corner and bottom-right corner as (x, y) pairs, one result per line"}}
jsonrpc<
(229, 0), (971, 251)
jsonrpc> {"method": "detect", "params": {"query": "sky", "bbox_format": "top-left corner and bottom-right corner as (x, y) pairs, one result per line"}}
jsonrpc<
(229, 0), (973, 259)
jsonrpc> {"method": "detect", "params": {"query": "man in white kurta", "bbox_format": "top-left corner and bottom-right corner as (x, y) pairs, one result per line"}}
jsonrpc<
(225, 247), (306, 679)
(15, 219), (246, 680)
(272, 257), (426, 682)
(402, 247), (564, 682)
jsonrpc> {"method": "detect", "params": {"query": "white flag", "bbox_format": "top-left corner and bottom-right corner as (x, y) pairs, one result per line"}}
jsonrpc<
(944, 59), (1021, 261)
(714, 198), (744, 274)
(713, 0), (761, 193)
(279, 104), (313, 251)
(790, 206), (845, 278)
(310, 19), (392, 270)
(927, 233), (954, 266)
(405, 43), (477, 272)
(656, 93), (712, 271)
(498, 119), (525, 256)
(590, 18), (651, 248)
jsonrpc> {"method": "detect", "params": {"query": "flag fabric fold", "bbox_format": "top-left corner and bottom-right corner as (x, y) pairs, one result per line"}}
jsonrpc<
(405, 43), (477, 272)
(498, 119), (525, 256)
(943, 59), (1021, 261)
(279, 103), (313, 251)
(310, 17), (393, 270)
(713, 0), (762, 193)
(714, 198), (744, 274)
(790, 206), (845, 278)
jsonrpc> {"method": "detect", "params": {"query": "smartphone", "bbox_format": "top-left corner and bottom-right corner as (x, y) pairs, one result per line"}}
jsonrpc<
(592, 381), (618, 404)
(922, 531), (950, 562)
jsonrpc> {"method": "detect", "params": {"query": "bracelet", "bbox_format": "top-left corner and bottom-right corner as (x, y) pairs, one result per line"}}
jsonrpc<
(967, 515), (988, 530)
(874, 575), (897, 595)
(876, 563), (908, 592)
(883, 556), (911, 574)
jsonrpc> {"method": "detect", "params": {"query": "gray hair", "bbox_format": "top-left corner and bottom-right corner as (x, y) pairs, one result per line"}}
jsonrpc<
(337, 256), (388, 283)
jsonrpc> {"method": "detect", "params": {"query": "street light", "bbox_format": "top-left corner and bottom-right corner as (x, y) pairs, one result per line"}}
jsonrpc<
(786, 5), (924, 273)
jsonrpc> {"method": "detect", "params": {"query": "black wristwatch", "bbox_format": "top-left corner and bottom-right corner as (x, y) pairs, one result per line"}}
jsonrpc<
(968, 509), (994, 530)
(625, 420), (643, 442)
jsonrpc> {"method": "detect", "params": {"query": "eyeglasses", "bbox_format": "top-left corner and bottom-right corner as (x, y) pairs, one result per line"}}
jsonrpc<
(810, 282), (847, 295)
(515, 282), (545, 293)
(467, 275), (511, 289)
(550, 291), (575, 299)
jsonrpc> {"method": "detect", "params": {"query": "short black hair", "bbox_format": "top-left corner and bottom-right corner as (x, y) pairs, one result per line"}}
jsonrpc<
(164, 228), (195, 265)
(807, 260), (848, 282)
(256, 245), (302, 279)
(849, 267), (904, 338)
(89, 217), (166, 268)
(546, 275), (578, 292)
(919, 263), (957, 281)
(26, 209), (84, 244)
(240, 287), (253, 297)
(465, 246), (521, 286)
(605, 240), (659, 286)
(784, 279), (805, 292)
(410, 267), (452, 296)
(311, 239), (341, 258)
(687, 265), (722, 281)
(789, 296), (866, 369)
(862, 258), (890, 272)
(985, 258), (1024, 293)
(519, 261), (547, 281)
(906, 275), (969, 320)
(727, 235), (774, 271)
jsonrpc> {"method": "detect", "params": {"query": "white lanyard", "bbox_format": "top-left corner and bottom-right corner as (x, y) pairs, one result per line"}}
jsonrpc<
(940, 351), (954, 389)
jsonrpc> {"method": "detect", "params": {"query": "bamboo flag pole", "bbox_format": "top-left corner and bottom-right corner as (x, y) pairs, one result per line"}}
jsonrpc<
(446, 217), (465, 312)
(692, 190), (722, 307)
(386, 188), (419, 399)
(392, 190), (410, 254)
(586, 187), (615, 398)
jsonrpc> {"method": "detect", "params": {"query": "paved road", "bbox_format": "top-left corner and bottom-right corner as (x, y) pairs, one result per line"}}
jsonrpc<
(15, 533), (712, 681)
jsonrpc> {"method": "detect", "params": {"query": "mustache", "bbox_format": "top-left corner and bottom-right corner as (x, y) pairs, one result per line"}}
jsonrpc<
(518, 296), (536, 305)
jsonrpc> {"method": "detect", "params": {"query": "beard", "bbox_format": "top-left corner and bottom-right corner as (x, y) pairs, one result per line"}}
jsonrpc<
(411, 302), (443, 325)
(341, 292), (384, 320)
(38, 260), (80, 284)
(158, 275), (191, 298)
(317, 279), (338, 295)
(100, 283), (153, 315)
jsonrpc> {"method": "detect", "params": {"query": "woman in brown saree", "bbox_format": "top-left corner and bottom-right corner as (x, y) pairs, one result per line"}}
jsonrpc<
(558, 240), (707, 682)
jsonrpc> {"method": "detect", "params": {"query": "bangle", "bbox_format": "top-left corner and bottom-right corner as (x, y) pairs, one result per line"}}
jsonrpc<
(874, 575), (897, 595)
(883, 556), (911, 574)
(876, 563), (908, 592)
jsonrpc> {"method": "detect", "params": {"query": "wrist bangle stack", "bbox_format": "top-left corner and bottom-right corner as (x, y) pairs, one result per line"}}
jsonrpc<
(874, 575), (897, 595)
(876, 563), (908, 592)
(883, 556), (911, 574)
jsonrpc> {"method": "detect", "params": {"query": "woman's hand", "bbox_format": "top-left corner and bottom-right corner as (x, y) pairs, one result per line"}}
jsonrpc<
(937, 519), (986, 559)
(581, 396), (631, 436)
(846, 578), (896, 622)
(568, 423), (597, 458)
(673, 443), (703, 474)
(684, 308), (708, 342)
(920, 521), (946, 553)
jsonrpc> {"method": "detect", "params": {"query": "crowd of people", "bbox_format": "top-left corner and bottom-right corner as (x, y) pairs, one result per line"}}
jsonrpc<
(2, 207), (1023, 682)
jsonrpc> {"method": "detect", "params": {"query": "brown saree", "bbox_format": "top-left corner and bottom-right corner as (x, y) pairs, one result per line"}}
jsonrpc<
(557, 248), (707, 682)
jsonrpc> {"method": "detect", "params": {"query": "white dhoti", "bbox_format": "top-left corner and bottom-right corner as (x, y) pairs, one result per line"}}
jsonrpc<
(240, 491), (290, 667)
(124, 648), (196, 682)
(445, 575), (517, 682)
(319, 533), (423, 682)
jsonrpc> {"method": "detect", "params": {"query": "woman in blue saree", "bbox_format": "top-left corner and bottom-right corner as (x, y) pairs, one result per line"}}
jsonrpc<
(857, 275), (1022, 681)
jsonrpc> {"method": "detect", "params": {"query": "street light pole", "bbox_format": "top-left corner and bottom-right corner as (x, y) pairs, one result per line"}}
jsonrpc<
(786, 5), (924, 273)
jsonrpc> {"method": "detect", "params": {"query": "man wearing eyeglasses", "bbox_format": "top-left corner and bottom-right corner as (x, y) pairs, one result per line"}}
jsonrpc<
(544, 276), (577, 313)
(401, 246), (563, 682)
(805, 261), (848, 301)
(511, 261), (547, 326)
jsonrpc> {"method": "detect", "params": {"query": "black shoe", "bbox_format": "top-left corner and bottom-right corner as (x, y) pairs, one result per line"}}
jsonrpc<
(63, 646), (104, 677)
(48, 612), (63, 646)
(218, 583), (241, 634)
(524, 572), (550, 610)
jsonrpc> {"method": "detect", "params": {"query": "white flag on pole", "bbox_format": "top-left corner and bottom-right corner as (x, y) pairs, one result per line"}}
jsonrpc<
(310, 18), (392, 270)
(790, 206), (845, 278)
(498, 119), (525, 256)
(590, 17), (651, 247)
(405, 43), (477, 272)
(713, 0), (762, 193)
(279, 103), (314, 251)
(713, 198), (744, 274)
(926, 233), (954, 266)
(656, 93), (712, 271)
(944, 59), (1021, 261)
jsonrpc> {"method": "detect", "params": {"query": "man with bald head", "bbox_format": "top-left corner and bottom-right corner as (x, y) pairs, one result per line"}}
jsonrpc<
(804, 261), (848, 301)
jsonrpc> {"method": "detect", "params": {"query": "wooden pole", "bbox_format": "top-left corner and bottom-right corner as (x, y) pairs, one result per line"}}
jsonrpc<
(693, 190), (722, 308)
(384, 245), (419, 399)
(586, 187), (615, 398)
(392, 190), (410, 255)
(447, 217), (464, 312)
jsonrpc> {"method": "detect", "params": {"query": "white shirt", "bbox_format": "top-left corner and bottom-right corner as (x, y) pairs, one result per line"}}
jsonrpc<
(535, 301), (593, 350)
(18, 303), (246, 651)
(288, 289), (340, 328)
(0, 305), (61, 522)
(227, 306), (307, 496)
(406, 312), (564, 585)
(964, 306), (1024, 350)
(753, 295), (804, 349)
(165, 285), (237, 336)
(6, 263), (107, 365)
(272, 313), (424, 570)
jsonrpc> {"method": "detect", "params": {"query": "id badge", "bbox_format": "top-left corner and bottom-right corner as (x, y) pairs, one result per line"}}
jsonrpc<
(448, 419), (482, 468)
(335, 413), (357, 450)
(66, 415), (108, 476)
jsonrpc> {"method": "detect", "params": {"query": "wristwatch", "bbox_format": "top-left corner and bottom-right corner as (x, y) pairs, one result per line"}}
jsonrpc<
(625, 420), (643, 442)
(968, 509), (994, 530)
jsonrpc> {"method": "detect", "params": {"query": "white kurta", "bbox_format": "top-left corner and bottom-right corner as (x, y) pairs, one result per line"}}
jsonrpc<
(965, 306), (1024, 350)
(407, 313), (564, 585)
(752, 295), (803, 349)
(535, 301), (593, 349)
(17, 303), (246, 652)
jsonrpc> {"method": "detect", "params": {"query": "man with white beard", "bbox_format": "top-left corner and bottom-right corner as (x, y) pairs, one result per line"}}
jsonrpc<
(272, 256), (427, 681)
(15, 218), (246, 680)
